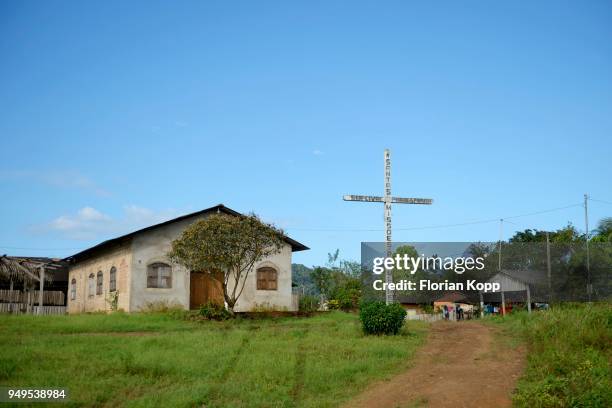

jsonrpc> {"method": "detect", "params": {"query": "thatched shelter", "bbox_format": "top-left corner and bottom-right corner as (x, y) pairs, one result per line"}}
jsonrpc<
(0, 255), (54, 288)
(0, 256), (67, 314)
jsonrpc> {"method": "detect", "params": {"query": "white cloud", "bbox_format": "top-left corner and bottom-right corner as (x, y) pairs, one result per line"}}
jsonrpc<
(122, 205), (180, 226)
(43, 205), (183, 240)
(48, 207), (114, 240)
(312, 149), (324, 156)
(0, 170), (110, 197)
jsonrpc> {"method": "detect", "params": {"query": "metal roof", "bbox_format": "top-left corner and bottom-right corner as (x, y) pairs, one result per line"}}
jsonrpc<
(488, 269), (547, 286)
(434, 291), (473, 304)
(65, 204), (308, 264)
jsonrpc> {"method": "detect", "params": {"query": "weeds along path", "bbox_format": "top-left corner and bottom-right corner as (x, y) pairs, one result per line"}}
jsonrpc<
(346, 321), (525, 408)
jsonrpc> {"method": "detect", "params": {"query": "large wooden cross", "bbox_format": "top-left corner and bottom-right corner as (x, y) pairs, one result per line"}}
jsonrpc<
(343, 149), (433, 304)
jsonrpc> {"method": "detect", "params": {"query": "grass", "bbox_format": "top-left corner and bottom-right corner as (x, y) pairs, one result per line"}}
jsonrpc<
(0, 311), (427, 407)
(488, 303), (612, 408)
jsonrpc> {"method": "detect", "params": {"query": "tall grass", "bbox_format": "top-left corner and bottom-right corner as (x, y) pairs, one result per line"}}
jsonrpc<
(491, 303), (611, 407)
(0, 312), (427, 407)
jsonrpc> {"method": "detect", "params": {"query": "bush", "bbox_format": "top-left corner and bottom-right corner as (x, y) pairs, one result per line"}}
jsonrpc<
(299, 295), (320, 313)
(359, 301), (406, 335)
(336, 287), (360, 311)
(199, 302), (232, 321)
(327, 299), (340, 310)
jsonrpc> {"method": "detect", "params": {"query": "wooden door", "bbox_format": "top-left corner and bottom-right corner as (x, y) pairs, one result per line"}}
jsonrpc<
(190, 271), (223, 309)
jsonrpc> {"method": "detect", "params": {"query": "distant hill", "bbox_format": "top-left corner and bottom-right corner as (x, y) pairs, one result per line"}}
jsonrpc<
(291, 263), (319, 295)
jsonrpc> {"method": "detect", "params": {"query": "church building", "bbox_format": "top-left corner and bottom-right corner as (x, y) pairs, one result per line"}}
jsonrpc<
(65, 204), (308, 313)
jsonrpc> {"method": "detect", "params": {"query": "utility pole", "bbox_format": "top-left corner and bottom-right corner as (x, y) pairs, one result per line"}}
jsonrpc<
(546, 231), (552, 302)
(498, 219), (504, 271)
(584, 193), (592, 301)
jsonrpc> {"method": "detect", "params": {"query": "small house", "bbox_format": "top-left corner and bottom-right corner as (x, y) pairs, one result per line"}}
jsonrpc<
(65, 204), (308, 313)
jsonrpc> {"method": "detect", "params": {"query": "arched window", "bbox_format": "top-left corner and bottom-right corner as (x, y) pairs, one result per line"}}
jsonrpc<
(70, 278), (77, 300)
(147, 263), (172, 288)
(96, 271), (103, 295)
(88, 273), (95, 297)
(256, 267), (278, 290)
(109, 267), (117, 292)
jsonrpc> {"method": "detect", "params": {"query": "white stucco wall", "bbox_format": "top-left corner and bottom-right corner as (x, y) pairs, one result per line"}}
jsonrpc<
(67, 242), (132, 313)
(232, 244), (295, 312)
(67, 213), (298, 313)
(129, 215), (296, 312)
(129, 218), (192, 311)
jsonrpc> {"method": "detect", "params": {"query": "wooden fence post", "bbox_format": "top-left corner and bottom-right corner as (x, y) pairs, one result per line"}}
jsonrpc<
(526, 285), (532, 314)
(38, 267), (45, 315)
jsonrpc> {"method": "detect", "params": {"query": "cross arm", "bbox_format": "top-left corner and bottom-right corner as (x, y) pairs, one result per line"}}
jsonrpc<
(343, 195), (433, 204)
(343, 195), (384, 202)
(392, 197), (433, 205)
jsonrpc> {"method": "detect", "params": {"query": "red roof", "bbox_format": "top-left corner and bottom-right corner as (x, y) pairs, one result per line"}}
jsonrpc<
(434, 292), (471, 304)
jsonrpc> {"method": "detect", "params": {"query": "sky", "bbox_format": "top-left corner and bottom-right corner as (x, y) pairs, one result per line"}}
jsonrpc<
(1, 1), (611, 267)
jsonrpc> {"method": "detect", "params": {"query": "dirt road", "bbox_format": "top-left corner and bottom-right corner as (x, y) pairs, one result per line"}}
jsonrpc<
(346, 321), (525, 408)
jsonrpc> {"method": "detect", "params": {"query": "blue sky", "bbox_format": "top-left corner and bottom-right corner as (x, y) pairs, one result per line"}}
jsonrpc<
(1, 1), (611, 266)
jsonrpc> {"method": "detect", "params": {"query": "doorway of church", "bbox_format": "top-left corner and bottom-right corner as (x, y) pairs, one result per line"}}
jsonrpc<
(189, 271), (223, 310)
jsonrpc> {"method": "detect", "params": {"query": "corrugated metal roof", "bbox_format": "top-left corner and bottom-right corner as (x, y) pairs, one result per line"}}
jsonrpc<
(64, 204), (308, 264)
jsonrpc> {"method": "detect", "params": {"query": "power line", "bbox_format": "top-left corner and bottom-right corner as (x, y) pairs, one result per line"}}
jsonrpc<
(0, 246), (84, 252)
(395, 218), (499, 231)
(503, 203), (583, 220)
(589, 197), (612, 206)
(286, 202), (583, 232)
(1, 201), (599, 249)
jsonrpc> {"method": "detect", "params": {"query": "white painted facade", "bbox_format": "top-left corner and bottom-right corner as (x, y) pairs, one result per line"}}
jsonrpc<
(66, 207), (305, 313)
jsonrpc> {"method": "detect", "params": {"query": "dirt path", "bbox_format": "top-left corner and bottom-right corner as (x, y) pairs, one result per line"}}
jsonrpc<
(346, 321), (525, 408)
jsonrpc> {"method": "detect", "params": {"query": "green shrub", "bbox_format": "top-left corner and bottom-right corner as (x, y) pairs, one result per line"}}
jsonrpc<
(299, 295), (320, 313)
(199, 302), (232, 320)
(336, 287), (360, 311)
(327, 299), (340, 310)
(105, 291), (120, 312)
(359, 301), (406, 335)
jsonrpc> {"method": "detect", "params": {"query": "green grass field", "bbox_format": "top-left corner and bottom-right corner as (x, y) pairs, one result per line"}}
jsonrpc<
(490, 303), (612, 408)
(0, 312), (427, 407)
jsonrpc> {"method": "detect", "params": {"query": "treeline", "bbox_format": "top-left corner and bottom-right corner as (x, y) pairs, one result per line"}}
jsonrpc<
(292, 249), (362, 311)
(293, 217), (612, 308)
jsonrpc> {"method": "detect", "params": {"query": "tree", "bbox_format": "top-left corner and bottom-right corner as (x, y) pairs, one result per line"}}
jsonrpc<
(311, 266), (334, 298)
(505, 221), (612, 301)
(592, 217), (612, 242)
(168, 213), (285, 312)
(310, 249), (362, 310)
(509, 224), (583, 244)
(292, 264), (318, 295)
(327, 249), (340, 268)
